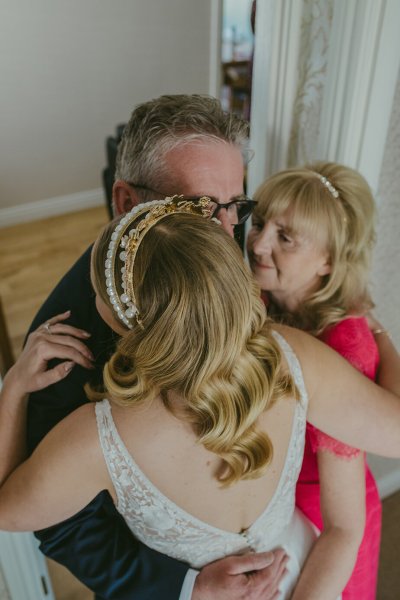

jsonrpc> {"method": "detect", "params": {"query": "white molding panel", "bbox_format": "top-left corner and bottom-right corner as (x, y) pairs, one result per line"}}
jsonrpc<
(368, 455), (400, 500)
(0, 188), (104, 228)
(209, 0), (223, 97)
(317, 0), (400, 192)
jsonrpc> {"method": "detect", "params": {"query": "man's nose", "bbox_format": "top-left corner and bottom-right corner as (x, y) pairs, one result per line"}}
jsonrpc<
(218, 207), (238, 237)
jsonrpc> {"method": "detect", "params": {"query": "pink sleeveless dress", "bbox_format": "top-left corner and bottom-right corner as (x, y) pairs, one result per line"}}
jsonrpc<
(296, 317), (381, 599)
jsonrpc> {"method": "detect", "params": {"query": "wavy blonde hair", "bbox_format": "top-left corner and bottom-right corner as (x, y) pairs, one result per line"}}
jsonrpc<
(90, 212), (296, 486)
(253, 161), (376, 334)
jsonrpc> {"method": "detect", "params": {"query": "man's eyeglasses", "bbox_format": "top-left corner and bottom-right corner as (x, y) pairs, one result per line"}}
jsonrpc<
(207, 196), (257, 225)
(126, 182), (257, 225)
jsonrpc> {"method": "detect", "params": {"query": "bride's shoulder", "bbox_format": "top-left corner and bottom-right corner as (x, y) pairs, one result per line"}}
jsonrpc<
(270, 323), (316, 356)
(270, 324), (335, 385)
(42, 402), (99, 454)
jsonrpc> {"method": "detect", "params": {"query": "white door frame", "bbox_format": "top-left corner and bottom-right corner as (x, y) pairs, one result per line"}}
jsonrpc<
(249, 0), (400, 193)
(0, 375), (54, 600)
(0, 532), (54, 600)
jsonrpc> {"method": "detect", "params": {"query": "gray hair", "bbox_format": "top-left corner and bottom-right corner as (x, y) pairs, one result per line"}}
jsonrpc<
(115, 94), (250, 200)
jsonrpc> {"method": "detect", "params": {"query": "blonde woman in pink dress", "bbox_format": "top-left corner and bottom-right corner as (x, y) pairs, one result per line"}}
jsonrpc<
(247, 162), (385, 599)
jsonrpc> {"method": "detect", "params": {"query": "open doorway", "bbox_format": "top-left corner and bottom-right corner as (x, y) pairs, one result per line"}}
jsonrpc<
(220, 0), (255, 120)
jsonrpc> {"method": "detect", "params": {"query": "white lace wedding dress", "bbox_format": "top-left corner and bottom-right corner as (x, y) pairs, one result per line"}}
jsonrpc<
(95, 332), (318, 598)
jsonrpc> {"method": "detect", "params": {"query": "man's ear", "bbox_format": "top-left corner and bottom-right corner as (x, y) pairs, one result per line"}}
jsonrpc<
(112, 180), (140, 215)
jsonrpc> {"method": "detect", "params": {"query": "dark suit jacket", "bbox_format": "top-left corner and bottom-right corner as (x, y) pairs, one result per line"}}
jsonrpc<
(27, 246), (188, 599)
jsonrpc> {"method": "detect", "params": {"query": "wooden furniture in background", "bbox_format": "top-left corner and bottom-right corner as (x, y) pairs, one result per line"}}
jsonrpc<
(221, 59), (252, 117)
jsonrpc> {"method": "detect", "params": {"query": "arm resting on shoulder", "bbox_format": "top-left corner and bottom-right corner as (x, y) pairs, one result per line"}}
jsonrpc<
(292, 451), (365, 600)
(276, 325), (400, 458)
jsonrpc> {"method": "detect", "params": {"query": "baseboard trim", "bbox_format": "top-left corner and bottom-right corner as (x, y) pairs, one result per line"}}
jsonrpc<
(376, 467), (400, 499)
(0, 188), (104, 228)
(368, 455), (400, 499)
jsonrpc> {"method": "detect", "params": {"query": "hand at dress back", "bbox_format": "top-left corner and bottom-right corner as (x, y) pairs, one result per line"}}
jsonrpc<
(193, 549), (287, 600)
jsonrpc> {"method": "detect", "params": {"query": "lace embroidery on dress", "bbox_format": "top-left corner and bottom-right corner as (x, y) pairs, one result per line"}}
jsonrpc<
(95, 331), (309, 569)
(307, 423), (360, 458)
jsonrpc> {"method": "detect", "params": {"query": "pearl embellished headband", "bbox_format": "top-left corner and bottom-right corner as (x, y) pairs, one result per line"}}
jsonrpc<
(105, 195), (212, 329)
(312, 172), (339, 199)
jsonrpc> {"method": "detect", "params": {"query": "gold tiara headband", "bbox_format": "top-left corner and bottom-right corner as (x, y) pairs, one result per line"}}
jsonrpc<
(105, 195), (212, 329)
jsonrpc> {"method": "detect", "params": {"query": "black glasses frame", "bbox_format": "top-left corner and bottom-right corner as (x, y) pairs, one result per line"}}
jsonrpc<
(126, 182), (257, 225)
(209, 196), (257, 225)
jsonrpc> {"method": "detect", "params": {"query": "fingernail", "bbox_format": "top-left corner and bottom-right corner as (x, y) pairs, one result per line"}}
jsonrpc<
(262, 552), (274, 565)
(82, 331), (91, 338)
(65, 361), (74, 373)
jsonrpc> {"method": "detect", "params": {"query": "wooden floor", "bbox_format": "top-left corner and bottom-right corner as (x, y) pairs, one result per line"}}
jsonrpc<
(0, 205), (108, 360)
(378, 489), (400, 599)
(0, 205), (399, 599)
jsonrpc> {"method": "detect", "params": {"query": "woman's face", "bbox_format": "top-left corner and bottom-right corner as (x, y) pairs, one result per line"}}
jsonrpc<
(247, 209), (331, 312)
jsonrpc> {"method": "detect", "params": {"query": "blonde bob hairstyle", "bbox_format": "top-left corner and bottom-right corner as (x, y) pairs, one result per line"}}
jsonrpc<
(90, 211), (296, 486)
(252, 161), (376, 334)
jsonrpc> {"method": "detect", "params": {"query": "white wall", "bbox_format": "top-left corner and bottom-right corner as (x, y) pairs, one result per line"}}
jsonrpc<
(0, 531), (54, 600)
(0, 0), (214, 214)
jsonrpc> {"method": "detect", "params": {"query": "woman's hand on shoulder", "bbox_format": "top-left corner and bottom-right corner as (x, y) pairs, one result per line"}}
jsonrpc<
(3, 311), (94, 397)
